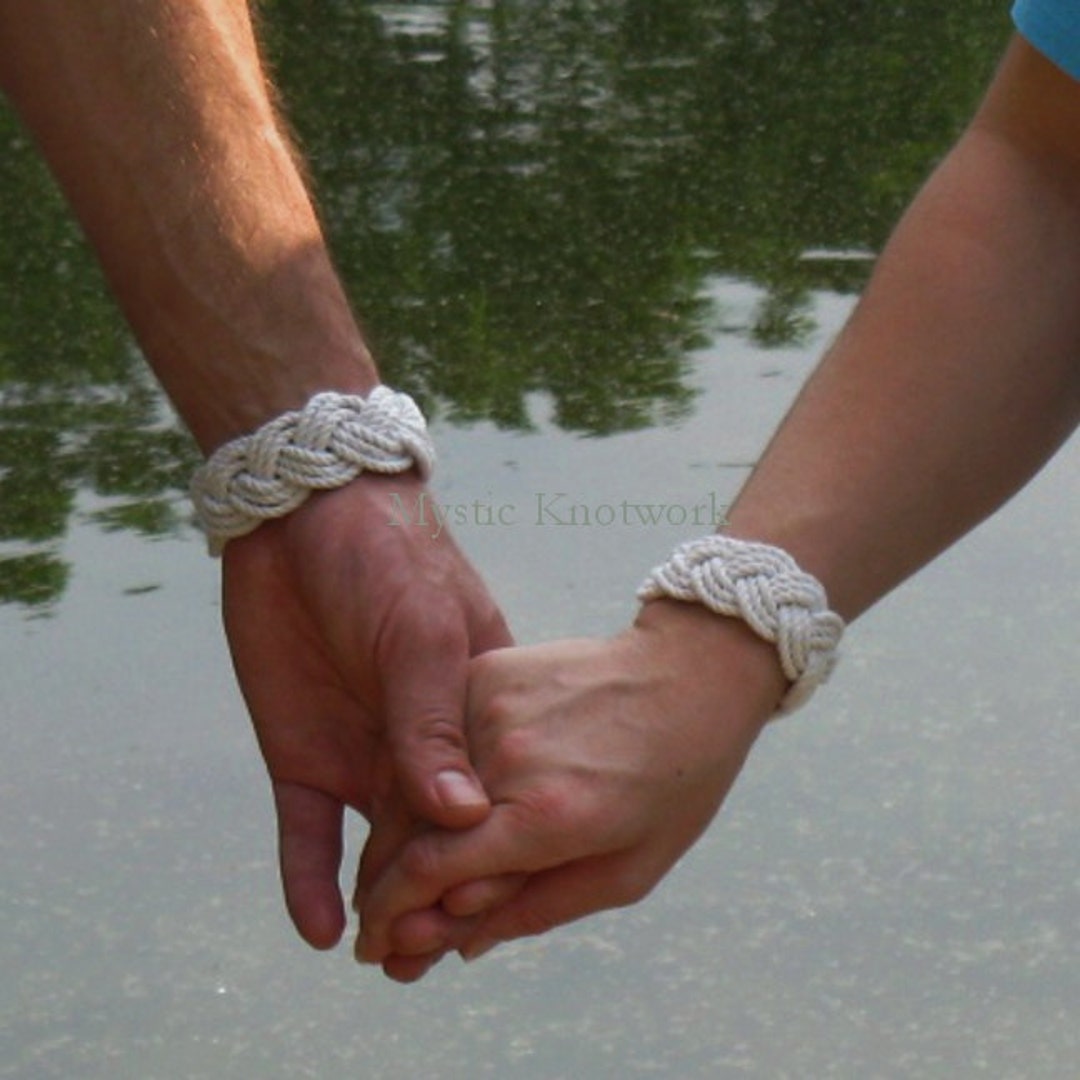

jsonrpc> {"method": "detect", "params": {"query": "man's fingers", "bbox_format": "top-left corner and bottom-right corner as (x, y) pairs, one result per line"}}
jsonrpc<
(352, 793), (418, 915)
(357, 804), (574, 962)
(382, 947), (450, 984)
(440, 872), (529, 918)
(368, 872), (527, 958)
(367, 872), (527, 983)
(273, 781), (346, 950)
(371, 905), (482, 959)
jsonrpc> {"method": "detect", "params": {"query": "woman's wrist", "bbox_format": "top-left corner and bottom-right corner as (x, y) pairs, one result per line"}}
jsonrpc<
(636, 535), (844, 712)
(631, 598), (789, 727)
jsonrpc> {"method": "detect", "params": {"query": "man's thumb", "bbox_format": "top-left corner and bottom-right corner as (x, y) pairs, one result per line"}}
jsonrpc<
(383, 656), (491, 829)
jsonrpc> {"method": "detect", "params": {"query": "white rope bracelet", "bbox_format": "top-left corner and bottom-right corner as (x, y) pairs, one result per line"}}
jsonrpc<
(190, 386), (435, 555)
(637, 534), (844, 713)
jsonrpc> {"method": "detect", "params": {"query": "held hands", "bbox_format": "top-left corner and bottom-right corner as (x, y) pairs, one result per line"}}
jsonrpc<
(355, 600), (788, 981)
(221, 470), (513, 949)
(222, 462), (786, 975)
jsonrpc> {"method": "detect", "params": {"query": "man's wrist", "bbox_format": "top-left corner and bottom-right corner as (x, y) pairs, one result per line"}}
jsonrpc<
(167, 331), (380, 456)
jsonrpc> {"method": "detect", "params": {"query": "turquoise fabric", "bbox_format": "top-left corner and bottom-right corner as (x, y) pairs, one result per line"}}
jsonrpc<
(1013, 0), (1080, 80)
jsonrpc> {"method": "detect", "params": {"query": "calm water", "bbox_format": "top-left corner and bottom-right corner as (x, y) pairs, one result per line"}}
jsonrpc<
(3, 2), (1078, 1077)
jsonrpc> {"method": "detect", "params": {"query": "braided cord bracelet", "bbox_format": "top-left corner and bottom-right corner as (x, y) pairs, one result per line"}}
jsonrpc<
(637, 534), (844, 713)
(190, 386), (435, 555)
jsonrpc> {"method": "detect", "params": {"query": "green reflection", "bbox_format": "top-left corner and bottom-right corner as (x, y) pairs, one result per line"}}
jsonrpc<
(0, 0), (1008, 605)
(0, 552), (69, 608)
(265, 0), (1007, 419)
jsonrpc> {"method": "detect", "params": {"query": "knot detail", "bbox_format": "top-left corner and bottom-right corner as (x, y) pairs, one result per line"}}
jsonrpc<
(191, 387), (435, 555)
(637, 535), (844, 713)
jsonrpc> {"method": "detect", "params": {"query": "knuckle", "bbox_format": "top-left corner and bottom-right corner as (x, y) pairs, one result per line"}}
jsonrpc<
(399, 710), (467, 754)
(513, 782), (576, 836)
(483, 705), (530, 763)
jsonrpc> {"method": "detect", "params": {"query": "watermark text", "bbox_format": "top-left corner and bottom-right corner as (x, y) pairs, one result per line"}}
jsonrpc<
(387, 489), (727, 539)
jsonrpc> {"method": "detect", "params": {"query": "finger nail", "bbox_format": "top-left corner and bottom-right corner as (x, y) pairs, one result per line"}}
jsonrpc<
(435, 769), (487, 809)
(460, 936), (498, 963)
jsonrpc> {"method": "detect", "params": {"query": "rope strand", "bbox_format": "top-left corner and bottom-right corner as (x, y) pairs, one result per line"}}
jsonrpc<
(637, 535), (844, 712)
(190, 387), (435, 555)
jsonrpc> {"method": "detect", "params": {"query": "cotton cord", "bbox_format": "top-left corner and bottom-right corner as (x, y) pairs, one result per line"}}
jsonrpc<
(190, 386), (435, 555)
(637, 534), (844, 713)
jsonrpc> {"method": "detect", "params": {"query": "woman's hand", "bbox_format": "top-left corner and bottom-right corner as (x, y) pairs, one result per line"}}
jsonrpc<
(357, 600), (787, 980)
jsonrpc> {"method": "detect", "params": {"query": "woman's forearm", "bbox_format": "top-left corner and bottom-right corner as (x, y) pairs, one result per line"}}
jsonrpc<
(0, 0), (375, 452)
(726, 38), (1080, 621)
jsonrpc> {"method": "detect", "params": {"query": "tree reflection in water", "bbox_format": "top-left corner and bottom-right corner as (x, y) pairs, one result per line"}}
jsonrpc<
(0, 0), (1007, 606)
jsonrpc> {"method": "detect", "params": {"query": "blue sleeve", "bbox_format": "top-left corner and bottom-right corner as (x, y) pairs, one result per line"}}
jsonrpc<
(1013, 0), (1080, 81)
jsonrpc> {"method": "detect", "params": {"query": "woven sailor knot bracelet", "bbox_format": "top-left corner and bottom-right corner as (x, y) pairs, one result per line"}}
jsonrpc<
(190, 386), (435, 555)
(637, 534), (845, 713)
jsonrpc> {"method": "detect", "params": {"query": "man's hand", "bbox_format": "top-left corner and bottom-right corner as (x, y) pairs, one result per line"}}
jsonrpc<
(0, 0), (526, 956)
(223, 471), (512, 949)
(356, 601), (787, 980)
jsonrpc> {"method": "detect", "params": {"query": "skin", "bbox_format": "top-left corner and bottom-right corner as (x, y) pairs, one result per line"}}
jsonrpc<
(0, 0), (516, 949)
(357, 36), (1080, 979)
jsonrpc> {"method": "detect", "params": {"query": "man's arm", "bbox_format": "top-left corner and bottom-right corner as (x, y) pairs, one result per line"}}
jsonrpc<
(0, 0), (513, 949)
(0, 0), (373, 450)
(357, 36), (1080, 975)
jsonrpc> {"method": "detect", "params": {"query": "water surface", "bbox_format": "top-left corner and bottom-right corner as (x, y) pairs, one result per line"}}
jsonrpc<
(3, 3), (1077, 1077)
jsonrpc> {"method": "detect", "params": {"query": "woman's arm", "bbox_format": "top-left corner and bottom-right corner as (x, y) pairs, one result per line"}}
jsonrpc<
(726, 36), (1080, 619)
(357, 36), (1080, 977)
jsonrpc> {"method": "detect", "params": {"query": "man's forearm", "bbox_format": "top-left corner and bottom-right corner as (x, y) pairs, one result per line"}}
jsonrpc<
(726, 38), (1080, 621)
(0, 0), (375, 452)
